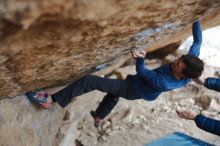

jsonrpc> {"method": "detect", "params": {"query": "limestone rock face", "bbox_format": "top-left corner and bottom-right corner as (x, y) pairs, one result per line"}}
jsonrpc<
(0, 95), (65, 146)
(0, 0), (220, 98)
(1, 1), (220, 145)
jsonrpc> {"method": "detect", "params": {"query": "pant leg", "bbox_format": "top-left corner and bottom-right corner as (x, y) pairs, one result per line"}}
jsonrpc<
(51, 75), (131, 108)
(94, 75), (141, 119)
(95, 94), (119, 119)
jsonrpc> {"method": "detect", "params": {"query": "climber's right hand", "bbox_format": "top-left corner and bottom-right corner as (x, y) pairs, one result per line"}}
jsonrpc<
(131, 49), (146, 58)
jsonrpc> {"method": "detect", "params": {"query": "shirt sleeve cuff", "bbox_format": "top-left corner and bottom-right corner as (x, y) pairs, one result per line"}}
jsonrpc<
(136, 58), (144, 65)
(204, 77), (220, 91)
(195, 114), (205, 128)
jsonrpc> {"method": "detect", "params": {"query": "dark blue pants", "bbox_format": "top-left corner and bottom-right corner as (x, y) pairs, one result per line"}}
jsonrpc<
(52, 75), (140, 119)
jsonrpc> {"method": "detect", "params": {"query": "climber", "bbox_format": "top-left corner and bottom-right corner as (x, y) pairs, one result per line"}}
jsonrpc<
(176, 77), (220, 136)
(26, 20), (204, 128)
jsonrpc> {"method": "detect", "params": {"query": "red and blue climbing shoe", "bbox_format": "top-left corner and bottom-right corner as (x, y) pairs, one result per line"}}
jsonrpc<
(26, 91), (52, 109)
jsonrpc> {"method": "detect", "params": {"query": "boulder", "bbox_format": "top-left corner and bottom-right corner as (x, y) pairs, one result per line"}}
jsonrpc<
(1, 0), (220, 98)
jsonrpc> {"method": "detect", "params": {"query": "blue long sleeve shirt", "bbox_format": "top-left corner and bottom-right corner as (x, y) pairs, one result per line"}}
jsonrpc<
(195, 114), (220, 136)
(132, 21), (202, 100)
(204, 78), (220, 92)
(196, 78), (220, 136)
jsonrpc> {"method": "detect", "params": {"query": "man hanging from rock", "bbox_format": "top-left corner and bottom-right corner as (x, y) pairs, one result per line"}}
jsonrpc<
(176, 77), (220, 136)
(26, 20), (204, 128)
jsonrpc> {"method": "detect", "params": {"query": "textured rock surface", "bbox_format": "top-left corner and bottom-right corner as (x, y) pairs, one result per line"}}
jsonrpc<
(0, 95), (65, 146)
(1, 1), (220, 146)
(1, 0), (220, 98)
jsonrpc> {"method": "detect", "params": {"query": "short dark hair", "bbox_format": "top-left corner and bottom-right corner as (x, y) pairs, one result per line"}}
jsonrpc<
(181, 55), (204, 78)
